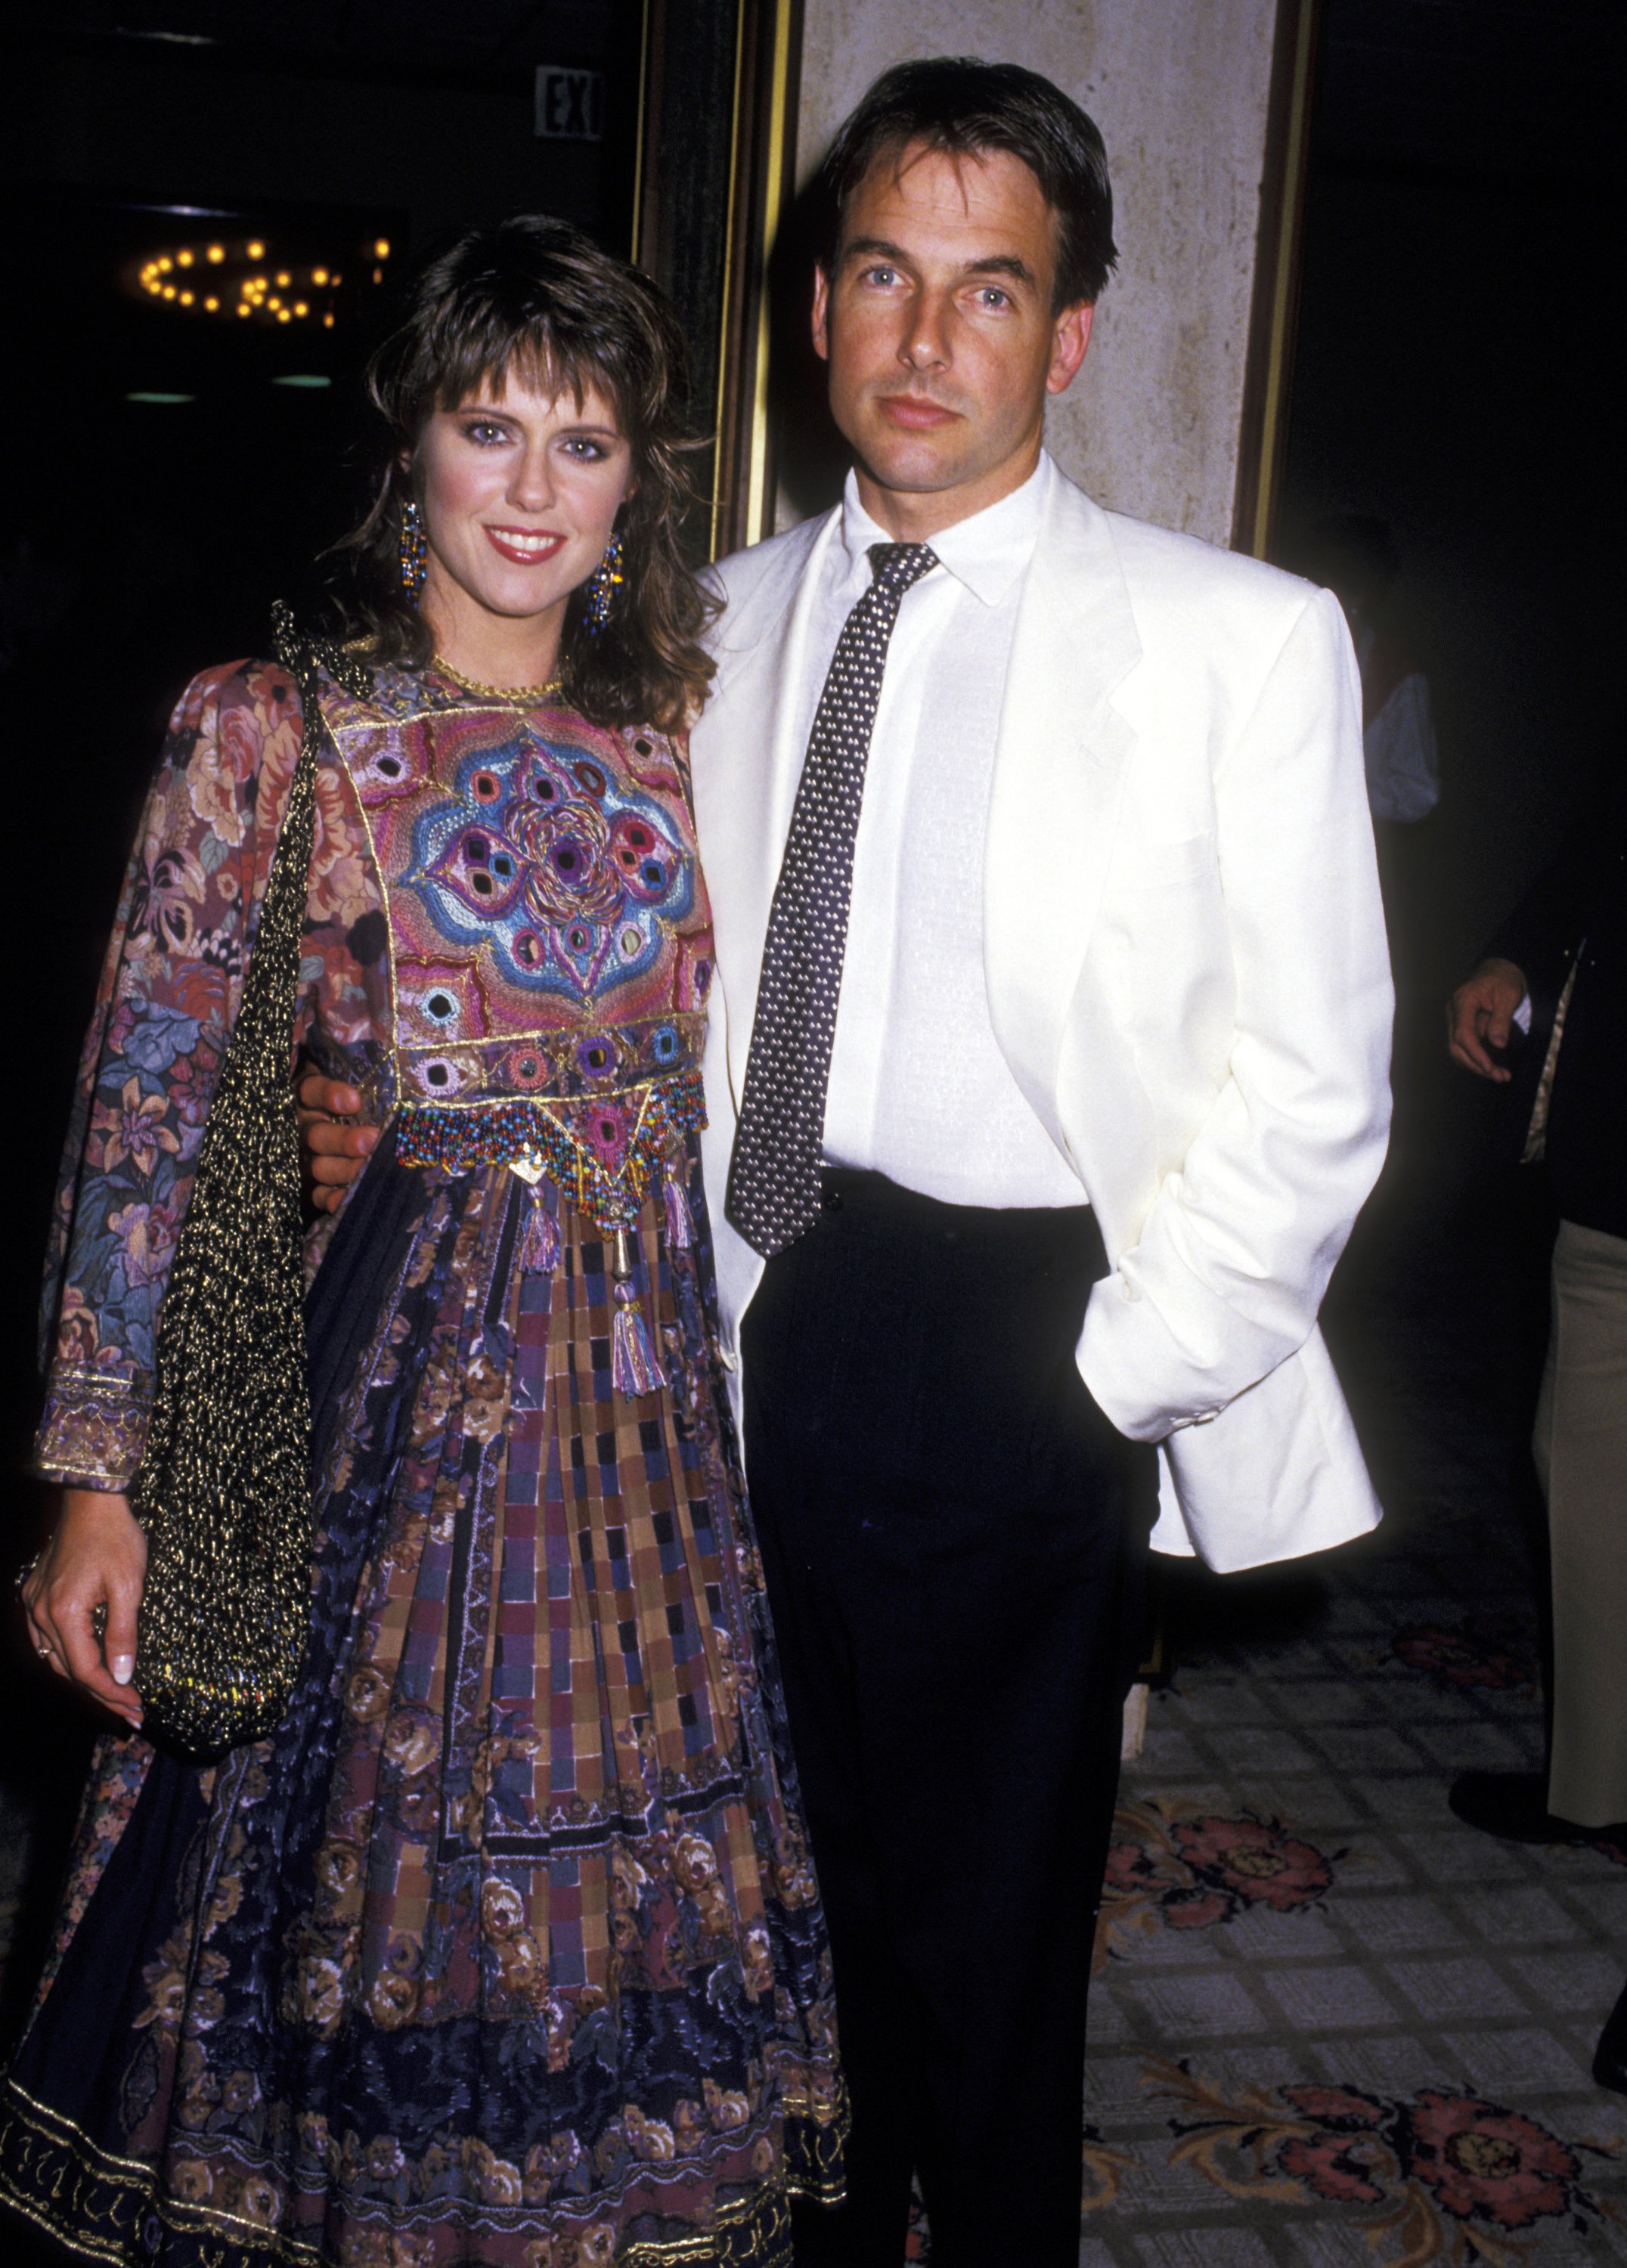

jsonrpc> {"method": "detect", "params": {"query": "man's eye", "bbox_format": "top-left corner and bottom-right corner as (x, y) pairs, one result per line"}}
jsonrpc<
(861, 266), (900, 287)
(976, 287), (1011, 309)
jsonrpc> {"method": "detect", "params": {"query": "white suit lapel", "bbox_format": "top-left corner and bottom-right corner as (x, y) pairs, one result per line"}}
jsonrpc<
(690, 510), (844, 1105)
(984, 477), (1142, 1150)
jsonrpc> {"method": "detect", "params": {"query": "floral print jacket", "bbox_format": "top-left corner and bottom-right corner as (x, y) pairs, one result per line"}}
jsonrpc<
(36, 658), (384, 1489)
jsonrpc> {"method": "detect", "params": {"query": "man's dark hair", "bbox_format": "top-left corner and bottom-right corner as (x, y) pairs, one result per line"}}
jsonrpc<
(817, 57), (1117, 309)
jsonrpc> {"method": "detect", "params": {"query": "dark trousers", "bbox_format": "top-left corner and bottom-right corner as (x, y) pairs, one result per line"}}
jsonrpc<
(740, 1169), (1156, 2268)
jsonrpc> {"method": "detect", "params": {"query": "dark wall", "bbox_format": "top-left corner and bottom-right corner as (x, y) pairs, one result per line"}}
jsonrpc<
(14, 17), (637, 246)
(1279, 0), (1621, 1009)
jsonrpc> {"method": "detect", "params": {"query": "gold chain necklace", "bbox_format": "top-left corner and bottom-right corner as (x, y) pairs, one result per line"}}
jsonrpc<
(432, 653), (563, 705)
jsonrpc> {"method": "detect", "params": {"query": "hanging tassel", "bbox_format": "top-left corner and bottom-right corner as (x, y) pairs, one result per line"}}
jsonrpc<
(663, 1171), (694, 1251)
(519, 1191), (559, 1275)
(612, 1281), (665, 1396)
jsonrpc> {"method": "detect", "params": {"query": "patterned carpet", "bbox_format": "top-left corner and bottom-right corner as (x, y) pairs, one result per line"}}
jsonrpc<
(904, 1591), (1627, 2262)
(1061, 1534), (1627, 2265)
(913, 1151), (1627, 2263)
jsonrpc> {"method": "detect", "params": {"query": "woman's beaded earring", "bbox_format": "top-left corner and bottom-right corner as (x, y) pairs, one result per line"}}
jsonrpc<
(583, 531), (626, 635)
(398, 497), (428, 597)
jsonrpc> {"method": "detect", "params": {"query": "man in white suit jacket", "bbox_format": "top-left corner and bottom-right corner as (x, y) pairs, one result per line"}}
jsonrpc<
(699, 466), (1390, 1570)
(688, 57), (1392, 2268)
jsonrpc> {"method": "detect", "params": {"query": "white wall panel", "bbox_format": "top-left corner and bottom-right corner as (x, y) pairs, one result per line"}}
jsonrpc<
(792, 0), (1279, 542)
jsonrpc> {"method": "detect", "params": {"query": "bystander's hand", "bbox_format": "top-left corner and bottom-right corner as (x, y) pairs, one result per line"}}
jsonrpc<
(1446, 956), (1528, 1083)
(298, 1070), (377, 1213)
(21, 1489), (147, 1730)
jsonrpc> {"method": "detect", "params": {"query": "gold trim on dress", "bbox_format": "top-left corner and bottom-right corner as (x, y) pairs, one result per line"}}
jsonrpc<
(0, 2069), (845, 2268)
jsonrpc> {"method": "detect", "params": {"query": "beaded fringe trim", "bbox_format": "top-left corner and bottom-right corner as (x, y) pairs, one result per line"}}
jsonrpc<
(395, 1072), (706, 1239)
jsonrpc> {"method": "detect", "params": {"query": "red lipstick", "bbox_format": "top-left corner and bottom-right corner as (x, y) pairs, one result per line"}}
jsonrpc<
(482, 525), (567, 566)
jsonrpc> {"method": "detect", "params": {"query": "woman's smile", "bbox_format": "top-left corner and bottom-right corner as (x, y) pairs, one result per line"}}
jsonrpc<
(481, 524), (568, 565)
(412, 369), (634, 677)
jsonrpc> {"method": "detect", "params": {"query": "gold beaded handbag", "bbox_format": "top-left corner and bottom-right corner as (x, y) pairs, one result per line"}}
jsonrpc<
(129, 607), (370, 1752)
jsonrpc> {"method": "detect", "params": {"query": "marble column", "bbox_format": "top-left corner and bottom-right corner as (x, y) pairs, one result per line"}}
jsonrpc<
(789, 0), (1281, 543)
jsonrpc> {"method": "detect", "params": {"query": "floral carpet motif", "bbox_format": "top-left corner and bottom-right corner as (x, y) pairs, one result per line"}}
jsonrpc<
(1148, 2057), (1625, 2264)
(1096, 1796), (1346, 1969)
(1392, 1616), (1541, 1696)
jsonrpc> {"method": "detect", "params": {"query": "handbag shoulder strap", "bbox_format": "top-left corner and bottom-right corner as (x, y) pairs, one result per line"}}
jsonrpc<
(129, 614), (370, 1746)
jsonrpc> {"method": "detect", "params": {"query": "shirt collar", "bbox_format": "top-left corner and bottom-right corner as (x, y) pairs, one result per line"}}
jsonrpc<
(835, 450), (1052, 608)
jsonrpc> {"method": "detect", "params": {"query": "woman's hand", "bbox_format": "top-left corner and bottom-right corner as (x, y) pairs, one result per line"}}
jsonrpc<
(22, 1489), (148, 1730)
(297, 1070), (377, 1214)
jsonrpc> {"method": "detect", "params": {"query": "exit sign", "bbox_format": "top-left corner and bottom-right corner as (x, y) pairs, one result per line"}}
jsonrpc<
(535, 67), (605, 141)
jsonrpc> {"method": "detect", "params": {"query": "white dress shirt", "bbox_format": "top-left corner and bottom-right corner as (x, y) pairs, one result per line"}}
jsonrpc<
(1361, 665), (1440, 823)
(804, 451), (1086, 1209)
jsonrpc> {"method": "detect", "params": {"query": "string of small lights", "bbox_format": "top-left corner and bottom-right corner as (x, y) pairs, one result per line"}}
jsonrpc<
(131, 234), (393, 327)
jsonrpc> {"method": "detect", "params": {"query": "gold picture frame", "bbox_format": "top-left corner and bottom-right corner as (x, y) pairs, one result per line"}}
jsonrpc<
(633, 0), (804, 561)
(1232, 0), (1321, 559)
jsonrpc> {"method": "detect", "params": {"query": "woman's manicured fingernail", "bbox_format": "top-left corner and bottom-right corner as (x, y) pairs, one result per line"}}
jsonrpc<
(112, 1654), (135, 1685)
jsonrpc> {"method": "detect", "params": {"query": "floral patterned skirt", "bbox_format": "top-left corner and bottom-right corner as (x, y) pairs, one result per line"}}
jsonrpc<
(0, 1135), (843, 2266)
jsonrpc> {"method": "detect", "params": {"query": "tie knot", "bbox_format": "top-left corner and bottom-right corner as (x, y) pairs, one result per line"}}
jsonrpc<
(866, 541), (937, 594)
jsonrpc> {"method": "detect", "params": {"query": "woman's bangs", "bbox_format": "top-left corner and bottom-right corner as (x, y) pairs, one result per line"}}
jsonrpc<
(429, 314), (625, 429)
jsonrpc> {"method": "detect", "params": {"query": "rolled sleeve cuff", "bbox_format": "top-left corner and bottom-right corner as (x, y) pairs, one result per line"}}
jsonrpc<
(1077, 1252), (1293, 1445)
(34, 1368), (150, 1490)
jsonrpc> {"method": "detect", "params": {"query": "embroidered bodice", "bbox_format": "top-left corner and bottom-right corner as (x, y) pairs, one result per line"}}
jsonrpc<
(313, 662), (712, 1218)
(36, 656), (714, 1489)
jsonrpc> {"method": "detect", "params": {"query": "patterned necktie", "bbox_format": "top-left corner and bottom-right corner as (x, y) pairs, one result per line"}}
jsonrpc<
(727, 539), (938, 1256)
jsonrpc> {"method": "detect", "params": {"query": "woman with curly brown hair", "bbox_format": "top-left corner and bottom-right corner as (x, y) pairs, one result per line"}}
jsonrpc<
(3, 215), (842, 2268)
